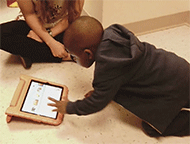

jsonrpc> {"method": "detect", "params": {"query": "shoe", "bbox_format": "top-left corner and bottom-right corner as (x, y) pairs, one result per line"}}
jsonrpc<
(19, 56), (32, 69)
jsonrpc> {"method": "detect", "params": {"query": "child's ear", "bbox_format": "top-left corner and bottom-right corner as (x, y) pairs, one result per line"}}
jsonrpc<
(84, 49), (94, 60)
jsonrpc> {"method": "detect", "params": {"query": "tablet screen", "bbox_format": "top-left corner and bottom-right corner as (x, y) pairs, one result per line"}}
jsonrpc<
(21, 80), (63, 119)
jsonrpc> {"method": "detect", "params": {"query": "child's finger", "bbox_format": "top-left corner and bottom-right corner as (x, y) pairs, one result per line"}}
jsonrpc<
(47, 103), (57, 107)
(48, 97), (58, 102)
(52, 108), (58, 112)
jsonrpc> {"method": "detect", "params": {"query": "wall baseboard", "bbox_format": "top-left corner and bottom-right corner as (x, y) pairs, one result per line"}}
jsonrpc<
(123, 11), (190, 36)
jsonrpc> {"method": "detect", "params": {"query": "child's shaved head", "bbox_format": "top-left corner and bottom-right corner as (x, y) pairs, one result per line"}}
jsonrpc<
(63, 16), (103, 52)
(63, 16), (104, 68)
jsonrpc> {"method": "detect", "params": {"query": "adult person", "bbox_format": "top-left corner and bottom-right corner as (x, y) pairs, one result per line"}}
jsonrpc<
(0, 0), (84, 68)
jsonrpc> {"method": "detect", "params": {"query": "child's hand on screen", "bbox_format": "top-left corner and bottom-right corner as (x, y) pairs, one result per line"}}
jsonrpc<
(48, 97), (68, 114)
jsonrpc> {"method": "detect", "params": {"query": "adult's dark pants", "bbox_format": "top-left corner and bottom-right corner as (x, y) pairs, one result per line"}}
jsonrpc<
(0, 20), (62, 63)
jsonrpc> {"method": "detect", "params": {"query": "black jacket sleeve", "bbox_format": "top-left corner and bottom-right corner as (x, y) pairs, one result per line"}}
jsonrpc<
(66, 77), (122, 115)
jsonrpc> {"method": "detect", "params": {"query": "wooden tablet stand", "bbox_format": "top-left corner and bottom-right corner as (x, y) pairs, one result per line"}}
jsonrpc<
(5, 75), (68, 126)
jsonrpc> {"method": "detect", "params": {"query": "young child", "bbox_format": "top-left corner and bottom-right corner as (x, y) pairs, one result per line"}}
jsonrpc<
(0, 0), (84, 68)
(48, 16), (190, 137)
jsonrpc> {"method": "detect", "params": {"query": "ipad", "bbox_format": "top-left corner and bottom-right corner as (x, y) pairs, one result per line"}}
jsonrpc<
(5, 75), (68, 125)
(21, 80), (63, 119)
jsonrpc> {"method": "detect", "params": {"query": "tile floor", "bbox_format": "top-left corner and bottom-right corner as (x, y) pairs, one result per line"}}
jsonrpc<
(0, 2), (190, 144)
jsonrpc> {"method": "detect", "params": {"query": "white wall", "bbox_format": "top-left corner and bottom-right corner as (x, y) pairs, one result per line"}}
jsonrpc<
(84, 0), (190, 28)
(83, 0), (103, 23)
(102, 0), (190, 27)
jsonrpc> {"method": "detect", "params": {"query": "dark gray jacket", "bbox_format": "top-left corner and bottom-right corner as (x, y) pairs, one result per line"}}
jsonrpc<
(67, 24), (189, 134)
